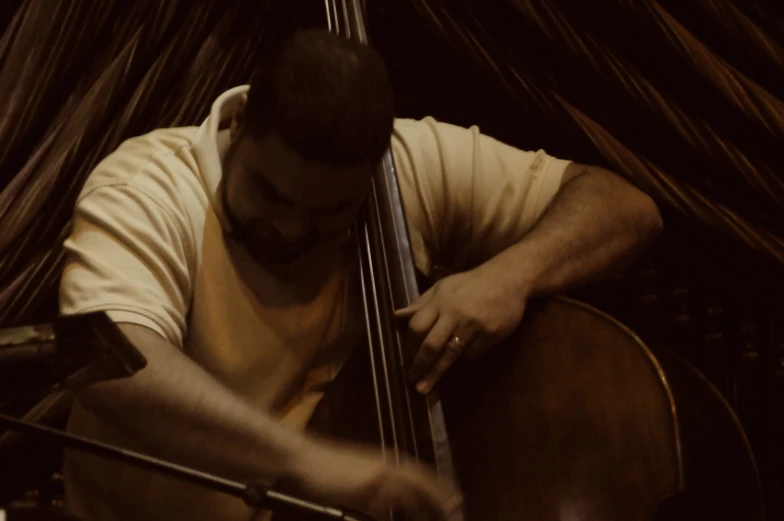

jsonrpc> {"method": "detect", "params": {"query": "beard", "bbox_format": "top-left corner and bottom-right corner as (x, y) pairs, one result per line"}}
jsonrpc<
(219, 150), (353, 265)
(242, 230), (326, 263)
(239, 227), (353, 266)
(223, 193), (350, 264)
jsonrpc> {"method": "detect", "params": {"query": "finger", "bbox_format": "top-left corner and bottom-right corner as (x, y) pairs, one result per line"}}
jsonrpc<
(408, 315), (456, 385)
(399, 465), (450, 521)
(463, 335), (492, 359)
(367, 477), (400, 521)
(406, 305), (440, 338)
(394, 287), (435, 318)
(417, 330), (476, 395)
(371, 467), (445, 521)
(445, 494), (464, 516)
(394, 486), (432, 521)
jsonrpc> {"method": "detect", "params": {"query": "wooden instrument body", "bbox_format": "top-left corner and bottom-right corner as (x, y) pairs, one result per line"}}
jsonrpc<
(309, 296), (681, 521)
(309, 293), (765, 521)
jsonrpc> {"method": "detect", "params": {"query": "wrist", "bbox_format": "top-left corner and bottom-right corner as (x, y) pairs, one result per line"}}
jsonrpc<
(277, 431), (324, 486)
(480, 245), (539, 300)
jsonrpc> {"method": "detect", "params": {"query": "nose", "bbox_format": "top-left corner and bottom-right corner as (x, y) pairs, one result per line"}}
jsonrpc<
(271, 216), (310, 242)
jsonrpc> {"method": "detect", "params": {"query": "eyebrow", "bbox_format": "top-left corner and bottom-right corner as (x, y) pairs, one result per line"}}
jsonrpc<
(255, 173), (361, 213)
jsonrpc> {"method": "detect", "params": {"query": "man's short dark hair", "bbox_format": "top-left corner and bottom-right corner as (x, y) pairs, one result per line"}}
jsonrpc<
(244, 29), (395, 167)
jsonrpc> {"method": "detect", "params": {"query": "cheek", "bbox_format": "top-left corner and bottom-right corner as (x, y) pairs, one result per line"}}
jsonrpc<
(233, 191), (266, 220)
(231, 177), (279, 219)
(226, 170), (253, 215)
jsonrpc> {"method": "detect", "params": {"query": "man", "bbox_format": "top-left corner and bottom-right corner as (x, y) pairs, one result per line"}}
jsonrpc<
(59, 29), (662, 521)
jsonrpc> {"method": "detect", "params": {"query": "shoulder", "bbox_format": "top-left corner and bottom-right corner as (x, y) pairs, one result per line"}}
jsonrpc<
(78, 127), (205, 209)
(390, 116), (484, 200)
(75, 127), (209, 238)
(70, 127), (212, 269)
(391, 116), (570, 188)
(391, 116), (478, 159)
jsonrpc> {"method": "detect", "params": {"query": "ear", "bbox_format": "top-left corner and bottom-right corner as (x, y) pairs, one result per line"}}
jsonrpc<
(230, 93), (249, 142)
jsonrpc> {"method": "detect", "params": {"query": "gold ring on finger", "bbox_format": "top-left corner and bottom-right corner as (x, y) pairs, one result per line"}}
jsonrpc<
(448, 336), (465, 348)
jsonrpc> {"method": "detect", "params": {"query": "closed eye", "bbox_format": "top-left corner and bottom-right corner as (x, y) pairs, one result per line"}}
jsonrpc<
(254, 175), (295, 207)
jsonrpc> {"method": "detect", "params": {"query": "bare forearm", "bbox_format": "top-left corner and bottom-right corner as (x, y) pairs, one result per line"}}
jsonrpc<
(487, 166), (663, 299)
(75, 323), (303, 483)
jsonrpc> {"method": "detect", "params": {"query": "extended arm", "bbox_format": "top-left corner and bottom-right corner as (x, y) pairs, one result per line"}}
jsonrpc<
(76, 323), (450, 519)
(76, 323), (304, 483)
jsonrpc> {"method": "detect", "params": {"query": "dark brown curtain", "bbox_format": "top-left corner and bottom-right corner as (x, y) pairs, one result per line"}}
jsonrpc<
(1, 0), (782, 515)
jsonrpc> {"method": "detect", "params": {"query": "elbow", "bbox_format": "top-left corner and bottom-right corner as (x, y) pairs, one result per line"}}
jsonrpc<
(633, 192), (664, 245)
(580, 165), (663, 243)
(72, 372), (137, 418)
(73, 383), (111, 416)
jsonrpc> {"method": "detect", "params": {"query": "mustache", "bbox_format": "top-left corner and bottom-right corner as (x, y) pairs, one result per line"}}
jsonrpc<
(233, 228), (308, 250)
(234, 225), (348, 262)
(250, 226), (319, 246)
(242, 219), (349, 245)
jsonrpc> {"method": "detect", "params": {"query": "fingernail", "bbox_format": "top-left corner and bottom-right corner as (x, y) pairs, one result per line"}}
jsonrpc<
(416, 381), (430, 394)
(445, 494), (463, 512)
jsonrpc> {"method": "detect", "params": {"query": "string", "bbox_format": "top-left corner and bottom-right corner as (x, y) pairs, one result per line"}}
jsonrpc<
(328, 0), (402, 467)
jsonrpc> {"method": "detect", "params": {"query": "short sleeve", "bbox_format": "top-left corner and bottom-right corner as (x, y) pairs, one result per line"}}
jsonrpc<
(391, 117), (571, 276)
(59, 184), (194, 347)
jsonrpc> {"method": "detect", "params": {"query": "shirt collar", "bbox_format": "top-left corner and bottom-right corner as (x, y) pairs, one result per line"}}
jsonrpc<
(191, 85), (249, 232)
(192, 85), (250, 206)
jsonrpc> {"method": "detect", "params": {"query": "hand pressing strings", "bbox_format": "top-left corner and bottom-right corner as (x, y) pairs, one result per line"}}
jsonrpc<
(394, 264), (528, 394)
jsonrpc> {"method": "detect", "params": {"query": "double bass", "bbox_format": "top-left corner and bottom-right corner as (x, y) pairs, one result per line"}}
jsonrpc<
(296, 1), (768, 521)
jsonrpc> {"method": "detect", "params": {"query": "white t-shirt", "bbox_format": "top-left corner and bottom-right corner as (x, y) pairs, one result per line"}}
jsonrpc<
(59, 85), (571, 521)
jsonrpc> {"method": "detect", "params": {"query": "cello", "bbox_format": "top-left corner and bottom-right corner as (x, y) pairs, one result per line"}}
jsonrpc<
(294, 1), (768, 520)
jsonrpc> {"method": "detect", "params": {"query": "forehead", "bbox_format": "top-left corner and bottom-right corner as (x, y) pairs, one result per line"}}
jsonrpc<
(236, 133), (373, 202)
